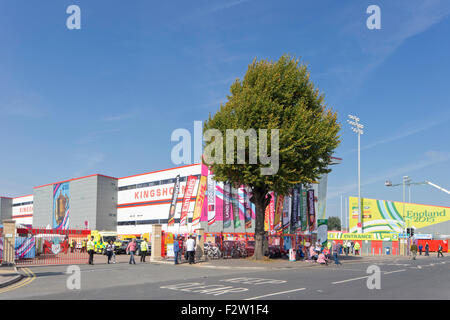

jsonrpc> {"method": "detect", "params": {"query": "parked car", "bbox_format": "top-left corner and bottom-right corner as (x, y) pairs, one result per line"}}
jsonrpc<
(116, 240), (130, 254)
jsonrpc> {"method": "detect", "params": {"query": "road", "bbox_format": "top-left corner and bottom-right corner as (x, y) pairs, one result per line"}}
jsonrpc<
(0, 255), (448, 300)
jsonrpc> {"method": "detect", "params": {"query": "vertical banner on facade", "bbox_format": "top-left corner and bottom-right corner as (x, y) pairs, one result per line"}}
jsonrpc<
(300, 187), (308, 231)
(207, 169), (216, 226)
(232, 187), (241, 229)
(307, 189), (316, 232)
(168, 175), (181, 227)
(244, 187), (252, 229)
(192, 175), (207, 226)
(223, 183), (232, 229)
(273, 194), (284, 233)
(291, 187), (300, 233)
(282, 195), (291, 234)
(180, 175), (198, 227)
(53, 182), (70, 230)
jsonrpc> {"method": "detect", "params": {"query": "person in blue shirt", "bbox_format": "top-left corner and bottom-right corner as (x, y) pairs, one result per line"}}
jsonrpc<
(173, 236), (180, 265)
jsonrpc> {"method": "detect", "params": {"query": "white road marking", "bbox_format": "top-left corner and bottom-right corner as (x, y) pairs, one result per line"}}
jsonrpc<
(244, 288), (306, 300)
(332, 276), (368, 284)
(383, 269), (406, 274)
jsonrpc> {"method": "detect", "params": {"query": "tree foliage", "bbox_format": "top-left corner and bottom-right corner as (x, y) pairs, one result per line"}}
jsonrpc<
(203, 55), (341, 259)
(327, 216), (342, 231)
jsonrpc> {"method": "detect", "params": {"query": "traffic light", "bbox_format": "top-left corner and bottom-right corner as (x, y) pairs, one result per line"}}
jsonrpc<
(406, 228), (415, 237)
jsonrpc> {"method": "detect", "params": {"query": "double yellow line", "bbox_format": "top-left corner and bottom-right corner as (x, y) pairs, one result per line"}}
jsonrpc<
(0, 267), (35, 294)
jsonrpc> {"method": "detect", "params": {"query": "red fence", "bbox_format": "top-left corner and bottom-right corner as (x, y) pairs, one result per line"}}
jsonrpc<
(14, 228), (91, 266)
(416, 239), (448, 252)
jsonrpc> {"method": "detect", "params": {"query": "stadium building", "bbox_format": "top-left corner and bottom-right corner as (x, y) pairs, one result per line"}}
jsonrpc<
(1, 160), (341, 236)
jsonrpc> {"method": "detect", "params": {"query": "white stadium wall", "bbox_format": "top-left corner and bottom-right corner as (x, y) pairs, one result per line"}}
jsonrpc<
(12, 194), (34, 226)
(117, 164), (202, 235)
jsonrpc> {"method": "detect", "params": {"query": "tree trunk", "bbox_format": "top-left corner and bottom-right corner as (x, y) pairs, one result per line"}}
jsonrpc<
(251, 188), (270, 260)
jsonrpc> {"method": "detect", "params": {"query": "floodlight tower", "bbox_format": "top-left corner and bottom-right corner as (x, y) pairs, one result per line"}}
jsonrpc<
(347, 115), (364, 233)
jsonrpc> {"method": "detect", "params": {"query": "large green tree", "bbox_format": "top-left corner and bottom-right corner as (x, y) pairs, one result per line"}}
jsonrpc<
(203, 55), (341, 259)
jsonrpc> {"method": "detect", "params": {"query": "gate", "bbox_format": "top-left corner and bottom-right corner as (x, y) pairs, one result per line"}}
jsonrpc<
(15, 228), (91, 266)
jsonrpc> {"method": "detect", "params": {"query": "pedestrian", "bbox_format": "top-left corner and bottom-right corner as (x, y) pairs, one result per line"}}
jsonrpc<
(354, 241), (360, 256)
(186, 235), (196, 264)
(317, 252), (328, 265)
(140, 238), (149, 263)
(425, 242), (430, 256)
(332, 241), (341, 265)
(70, 240), (74, 253)
(87, 236), (95, 265)
(82, 239), (86, 253)
(437, 244), (444, 258)
(173, 236), (180, 265)
(410, 243), (418, 260)
(106, 240), (114, 264)
(111, 240), (116, 263)
(127, 238), (137, 265)
(343, 241), (349, 256)
(418, 244), (423, 255)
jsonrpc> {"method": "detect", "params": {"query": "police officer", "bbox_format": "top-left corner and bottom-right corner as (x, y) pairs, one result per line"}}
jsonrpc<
(140, 238), (149, 263)
(87, 236), (95, 265)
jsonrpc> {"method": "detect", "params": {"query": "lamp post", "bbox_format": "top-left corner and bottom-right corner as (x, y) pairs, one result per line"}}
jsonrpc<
(347, 115), (364, 233)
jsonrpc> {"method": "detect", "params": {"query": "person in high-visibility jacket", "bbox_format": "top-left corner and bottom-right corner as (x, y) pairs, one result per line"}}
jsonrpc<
(140, 239), (149, 263)
(87, 236), (95, 265)
(354, 241), (361, 256)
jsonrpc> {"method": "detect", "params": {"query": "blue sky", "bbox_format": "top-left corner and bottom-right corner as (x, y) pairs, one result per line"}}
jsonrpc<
(1, 0), (449, 224)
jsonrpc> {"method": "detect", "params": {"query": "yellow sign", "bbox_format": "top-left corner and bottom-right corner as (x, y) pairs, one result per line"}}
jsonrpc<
(328, 232), (399, 241)
(349, 197), (449, 234)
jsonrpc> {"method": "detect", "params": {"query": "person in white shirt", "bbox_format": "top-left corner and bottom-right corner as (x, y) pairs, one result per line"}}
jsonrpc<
(186, 236), (196, 264)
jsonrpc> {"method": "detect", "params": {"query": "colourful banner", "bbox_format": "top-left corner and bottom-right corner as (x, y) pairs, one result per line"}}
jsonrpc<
(180, 175), (198, 226)
(348, 197), (450, 234)
(273, 194), (284, 233)
(300, 187), (307, 231)
(244, 188), (252, 229)
(282, 195), (291, 233)
(53, 182), (70, 230)
(307, 189), (315, 232)
(207, 169), (216, 225)
(223, 183), (232, 229)
(192, 175), (207, 226)
(168, 175), (181, 226)
(232, 187), (241, 229)
(291, 186), (300, 233)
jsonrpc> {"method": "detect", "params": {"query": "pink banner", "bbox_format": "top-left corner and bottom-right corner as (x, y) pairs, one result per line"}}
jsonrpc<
(180, 175), (198, 226)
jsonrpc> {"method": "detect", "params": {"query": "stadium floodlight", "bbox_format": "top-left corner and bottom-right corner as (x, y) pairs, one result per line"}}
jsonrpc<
(347, 114), (364, 233)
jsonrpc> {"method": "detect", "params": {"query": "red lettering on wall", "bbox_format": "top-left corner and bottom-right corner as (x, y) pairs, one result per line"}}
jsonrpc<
(143, 190), (149, 198)
(163, 188), (168, 196)
(135, 192), (139, 200)
(169, 187), (173, 195)
(157, 189), (161, 197)
(150, 190), (155, 197)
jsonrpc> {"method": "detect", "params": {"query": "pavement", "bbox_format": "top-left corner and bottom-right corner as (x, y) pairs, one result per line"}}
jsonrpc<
(0, 266), (23, 288)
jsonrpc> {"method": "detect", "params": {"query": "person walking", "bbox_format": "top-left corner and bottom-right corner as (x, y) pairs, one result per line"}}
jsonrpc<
(82, 239), (86, 253)
(343, 241), (349, 256)
(437, 244), (444, 258)
(425, 243), (430, 256)
(87, 236), (95, 265)
(106, 240), (114, 264)
(410, 243), (418, 260)
(110, 240), (116, 264)
(127, 238), (137, 265)
(140, 238), (149, 263)
(332, 241), (341, 265)
(186, 235), (196, 264)
(173, 236), (180, 265)
(354, 242), (361, 256)
(418, 243), (423, 255)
